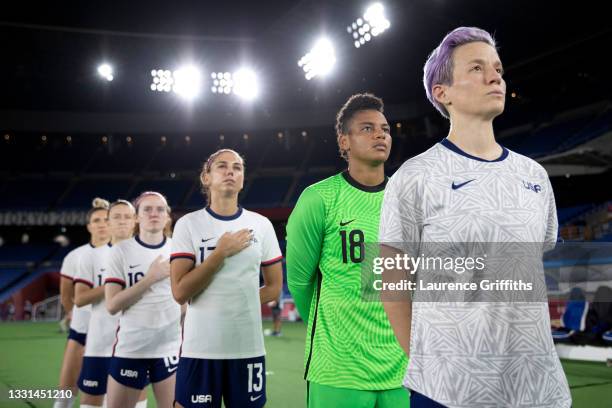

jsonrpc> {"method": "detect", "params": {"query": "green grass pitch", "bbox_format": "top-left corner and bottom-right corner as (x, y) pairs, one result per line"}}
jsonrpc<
(0, 321), (611, 407)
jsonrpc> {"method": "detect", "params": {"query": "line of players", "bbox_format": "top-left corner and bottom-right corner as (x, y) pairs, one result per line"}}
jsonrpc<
(54, 24), (572, 408)
(55, 148), (283, 408)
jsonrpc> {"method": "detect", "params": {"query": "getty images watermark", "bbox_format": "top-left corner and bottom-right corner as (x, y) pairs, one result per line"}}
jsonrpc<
(371, 252), (533, 292)
(359, 242), (566, 302)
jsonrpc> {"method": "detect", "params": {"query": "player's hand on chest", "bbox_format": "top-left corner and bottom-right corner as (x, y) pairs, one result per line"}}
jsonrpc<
(197, 228), (262, 264)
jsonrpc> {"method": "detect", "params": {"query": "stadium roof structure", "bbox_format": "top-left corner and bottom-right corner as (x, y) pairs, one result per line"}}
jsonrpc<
(0, 0), (610, 133)
(539, 130), (612, 177)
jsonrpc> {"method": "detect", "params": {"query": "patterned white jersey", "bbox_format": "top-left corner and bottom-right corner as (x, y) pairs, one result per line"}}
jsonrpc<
(171, 206), (282, 359)
(74, 243), (120, 357)
(60, 244), (93, 334)
(104, 236), (181, 359)
(379, 139), (571, 408)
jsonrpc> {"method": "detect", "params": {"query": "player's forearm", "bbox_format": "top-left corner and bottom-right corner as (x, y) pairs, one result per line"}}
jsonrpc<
(74, 285), (105, 307)
(383, 300), (412, 357)
(60, 278), (74, 313)
(379, 245), (413, 356)
(173, 250), (225, 304)
(106, 278), (155, 314)
(60, 293), (73, 315)
(259, 282), (282, 304)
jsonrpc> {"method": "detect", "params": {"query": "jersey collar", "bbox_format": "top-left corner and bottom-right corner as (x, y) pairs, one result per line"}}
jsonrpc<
(135, 235), (167, 249)
(440, 138), (508, 162)
(342, 170), (387, 193)
(206, 205), (243, 221)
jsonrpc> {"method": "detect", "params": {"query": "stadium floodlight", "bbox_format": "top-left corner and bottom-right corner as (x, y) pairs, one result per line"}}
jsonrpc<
(346, 3), (390, 48)
(149, 65), (203, 100)
(297, 38), (336, 80)
(97, 63), (114, 81)
(233, 68), (259, 100)
(172, 65), (202, 100)
(150, 69), (174, 92)
(210, 69), (259, 100)
(211, 71), (233, 95)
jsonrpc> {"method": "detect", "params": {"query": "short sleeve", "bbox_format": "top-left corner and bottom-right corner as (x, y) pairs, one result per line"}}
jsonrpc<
(379, 167), (422, 253)
(60, 251), (76, 280)
(260, 217), (282, 266)
(104, 245), (126, 288)
(74, 250), (95, 288)
(544, 176), (559, 250)
(170, 216), (197, 262)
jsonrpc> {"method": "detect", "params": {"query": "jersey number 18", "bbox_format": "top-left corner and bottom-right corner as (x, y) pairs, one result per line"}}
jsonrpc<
(339, 229), (365, 263)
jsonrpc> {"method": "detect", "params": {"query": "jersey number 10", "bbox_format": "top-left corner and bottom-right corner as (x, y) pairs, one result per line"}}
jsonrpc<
(339, 229), (365, 263)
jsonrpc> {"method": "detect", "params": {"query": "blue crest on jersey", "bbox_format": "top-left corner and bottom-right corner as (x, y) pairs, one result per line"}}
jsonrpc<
(522, 180), (542, 193)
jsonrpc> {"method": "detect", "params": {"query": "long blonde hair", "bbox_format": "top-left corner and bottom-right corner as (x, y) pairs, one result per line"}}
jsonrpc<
(87, 197), (110, 222)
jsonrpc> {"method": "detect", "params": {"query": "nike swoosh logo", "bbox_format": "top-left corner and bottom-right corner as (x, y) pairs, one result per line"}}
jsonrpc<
(339, 219), (355, 227)
(201, 238), (214, 243)
(451, 179), (476, 190)
(100, 268), (106, 272)
(250, 395), (262, 402)
(167, 366), (177, 373)
(129, 264), (140, 269)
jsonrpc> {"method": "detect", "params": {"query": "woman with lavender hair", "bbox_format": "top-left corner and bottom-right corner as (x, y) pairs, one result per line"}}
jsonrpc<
(379, 27), (571, 407)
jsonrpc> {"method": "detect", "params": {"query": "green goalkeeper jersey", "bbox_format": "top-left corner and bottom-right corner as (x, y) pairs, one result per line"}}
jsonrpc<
(286, 171), (407, 390)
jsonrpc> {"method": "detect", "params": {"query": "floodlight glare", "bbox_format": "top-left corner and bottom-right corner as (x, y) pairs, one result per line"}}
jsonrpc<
(233, 68), (259, 100)
(172, 65), (202, 100)
(298, 38), (336, 80)
(149, 68), (174, 93)
(97, 63), (114, 81)
(348, 3), (390, 48)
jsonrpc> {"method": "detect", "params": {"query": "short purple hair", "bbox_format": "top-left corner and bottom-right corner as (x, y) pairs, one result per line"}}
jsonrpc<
(423, 27), (497, 118)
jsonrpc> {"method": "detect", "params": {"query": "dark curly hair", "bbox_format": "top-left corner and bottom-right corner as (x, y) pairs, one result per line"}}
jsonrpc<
(335, 93), (384, 161)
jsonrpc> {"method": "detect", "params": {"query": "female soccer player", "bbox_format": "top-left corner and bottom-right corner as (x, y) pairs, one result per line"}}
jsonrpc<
(104, 192), (180, 408)
(74, 200), (147, 408)
(379, 27), (571, 407)
(170, 149), (283, 408)
(54, 198), (110, 408)
(286, 94), (409, 408)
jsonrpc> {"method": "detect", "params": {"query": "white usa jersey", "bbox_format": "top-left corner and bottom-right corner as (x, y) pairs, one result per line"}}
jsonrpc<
(74, 244), (120, 357)
(105, 236), (181, 359)
(171, 206), (282, 359)
(379, 139), (571, 408)
(60, 244), (93, 334)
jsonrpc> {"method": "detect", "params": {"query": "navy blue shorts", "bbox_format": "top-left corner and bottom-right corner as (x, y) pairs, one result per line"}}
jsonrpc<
(109, 355), (178, 390)
(175, 356), (266, 408)
(67, 328), (87, 346)
(410, 390), (448, 407)
(78, 357), (111, 395)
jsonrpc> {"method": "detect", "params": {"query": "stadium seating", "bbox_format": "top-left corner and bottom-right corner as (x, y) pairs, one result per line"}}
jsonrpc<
(243, 176), (293, 208)
(1, 103), (610, 212)
(0, 268), (27, 292)
(131, 179), (193, 206)
(0, 244), (56, 264)
(0, 179), (70, 210)
(61, 179), (133, 208)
